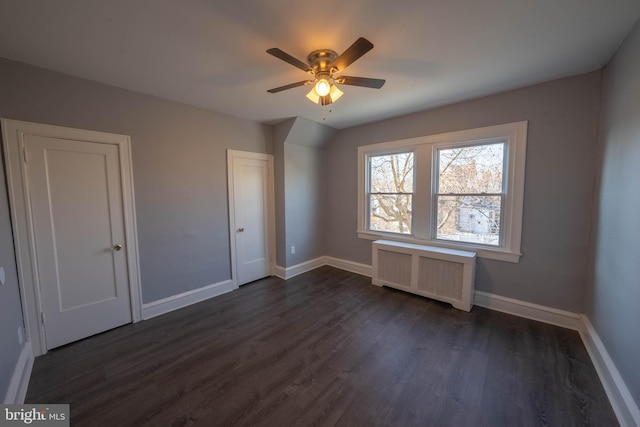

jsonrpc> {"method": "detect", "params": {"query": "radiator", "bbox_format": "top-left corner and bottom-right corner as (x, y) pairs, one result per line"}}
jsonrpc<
(372, 240), (476, 311)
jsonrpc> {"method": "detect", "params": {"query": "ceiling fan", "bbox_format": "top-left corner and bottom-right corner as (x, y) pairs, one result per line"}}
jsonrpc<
(266, 37), (385, 106)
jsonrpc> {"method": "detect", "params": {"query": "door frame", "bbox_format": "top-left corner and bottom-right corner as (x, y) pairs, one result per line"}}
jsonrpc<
(226, 149), (276, 287)
(1, 119), (143, 356)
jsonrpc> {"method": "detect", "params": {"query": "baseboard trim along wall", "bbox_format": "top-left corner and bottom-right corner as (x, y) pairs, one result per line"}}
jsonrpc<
(579, 315), (640, 427)
(324, 257), (373, 277)
(275, 256), (373, 280)
(141, 280), (234, 320)
(3, 342), (33, 404)
(278, 257), (579, 330)
(473, 290), (582, 330)
(274, 257), (326, 280)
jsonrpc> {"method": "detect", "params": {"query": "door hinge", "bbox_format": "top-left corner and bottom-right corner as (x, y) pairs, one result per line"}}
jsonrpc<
(23, 147), (28, 163)
(40, 311), (45, 324)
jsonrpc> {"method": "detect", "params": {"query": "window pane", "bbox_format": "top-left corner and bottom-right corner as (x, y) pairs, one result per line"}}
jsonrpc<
(438, 143), (504, 194)
(437, 195), (502, 246)
(370, 194), (412, 234)
(370, 152), (413, 193)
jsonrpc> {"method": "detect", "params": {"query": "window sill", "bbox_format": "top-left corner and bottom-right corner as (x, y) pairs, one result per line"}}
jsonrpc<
(357, 230), (521, 263)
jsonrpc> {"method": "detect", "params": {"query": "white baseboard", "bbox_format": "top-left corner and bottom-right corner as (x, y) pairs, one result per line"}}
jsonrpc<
(321, 258), (580, 332)
(274, 257), (326, 280)
(142, 280), (234, 320)
(473, 290), (581, 330)
(274, 265), (286, 279)
(275, 256), (373, 280)
(325, 256), (372, 277)
(3, 342), (33, 404)
(322, 258), (580, 332)
(579, 315), (639, 427)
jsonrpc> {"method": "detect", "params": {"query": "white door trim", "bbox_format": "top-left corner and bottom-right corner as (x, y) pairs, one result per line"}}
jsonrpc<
(1, 119), (143, 357)
(227, 149), (276, 287)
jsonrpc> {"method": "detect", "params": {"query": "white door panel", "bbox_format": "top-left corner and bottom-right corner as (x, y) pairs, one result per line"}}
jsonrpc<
(25, 135), (132, 349)
(238, 163), (267, 259)
(230, 154), (272, 285)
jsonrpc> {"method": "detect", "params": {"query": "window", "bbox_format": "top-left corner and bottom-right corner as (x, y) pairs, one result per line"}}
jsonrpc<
(368, 152), (414, 234)
(358, 122), (527, 263)
(435, 142), (504, 246)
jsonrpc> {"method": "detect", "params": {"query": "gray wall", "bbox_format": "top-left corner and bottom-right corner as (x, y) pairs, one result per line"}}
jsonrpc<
(586, 21), (640, 406)
(0, 57), (272, 303)
(325, 71), (602, 312)
(273, 117), (334, 268)
(284, 142), (326, 266)
(272, 119), (294, 267)
(0, 159), (25, 400)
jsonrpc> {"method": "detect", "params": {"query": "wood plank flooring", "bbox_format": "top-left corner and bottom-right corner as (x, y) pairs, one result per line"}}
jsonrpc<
(26, 266), (618, 426)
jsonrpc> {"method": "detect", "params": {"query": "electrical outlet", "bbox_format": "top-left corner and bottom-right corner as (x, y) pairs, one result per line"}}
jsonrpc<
(291, 246), (296, 254)
(17, 326), (24, 345)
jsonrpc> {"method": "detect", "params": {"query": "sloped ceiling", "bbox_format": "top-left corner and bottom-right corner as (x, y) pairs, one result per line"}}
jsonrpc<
(0, 1), (638, 129)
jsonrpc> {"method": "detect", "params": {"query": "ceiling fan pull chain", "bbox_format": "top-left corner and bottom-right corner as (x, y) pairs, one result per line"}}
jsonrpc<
(322, 104), (332, 121)
(321, 103), (335, 121)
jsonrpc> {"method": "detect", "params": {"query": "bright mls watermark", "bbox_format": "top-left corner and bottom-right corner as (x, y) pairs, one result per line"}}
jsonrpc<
(0, 405), (69, 426)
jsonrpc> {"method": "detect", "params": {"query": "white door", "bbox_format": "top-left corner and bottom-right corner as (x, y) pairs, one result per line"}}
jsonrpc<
(229, 152), (273, 285)
(25, 135), (132, 349)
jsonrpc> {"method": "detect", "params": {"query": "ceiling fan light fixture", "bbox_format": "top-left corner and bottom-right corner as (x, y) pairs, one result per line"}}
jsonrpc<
(314, 77), (331, 96)
(306, 88), (320, 104)
(306, 84), (344, 105)
(329, 84), (343, 102)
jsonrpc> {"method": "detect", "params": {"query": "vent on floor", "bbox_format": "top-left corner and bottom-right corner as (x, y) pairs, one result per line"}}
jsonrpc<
(372, 240), (476, 311)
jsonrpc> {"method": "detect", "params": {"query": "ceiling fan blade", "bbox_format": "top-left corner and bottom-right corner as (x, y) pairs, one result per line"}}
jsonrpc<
(266, 48), (312, 73)
(267, 80), (313, 93)
(330, 37), (374, 72)
(336, 76), (385, 89)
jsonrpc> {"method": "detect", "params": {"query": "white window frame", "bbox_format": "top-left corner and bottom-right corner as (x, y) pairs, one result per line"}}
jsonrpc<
(357, 121), (527, 263)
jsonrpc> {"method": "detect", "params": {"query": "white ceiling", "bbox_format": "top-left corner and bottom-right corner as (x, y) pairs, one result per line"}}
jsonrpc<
(0, 1), (638, 129)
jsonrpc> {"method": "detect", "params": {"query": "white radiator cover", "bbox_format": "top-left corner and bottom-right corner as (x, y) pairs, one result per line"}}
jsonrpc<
(372, 240), (476, 311)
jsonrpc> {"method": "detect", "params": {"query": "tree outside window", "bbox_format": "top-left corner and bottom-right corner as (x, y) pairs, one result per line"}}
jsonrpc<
(368, 152), (413, 234)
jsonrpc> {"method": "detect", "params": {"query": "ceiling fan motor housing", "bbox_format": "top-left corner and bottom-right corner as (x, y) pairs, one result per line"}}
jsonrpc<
(307, 49), (339, 74)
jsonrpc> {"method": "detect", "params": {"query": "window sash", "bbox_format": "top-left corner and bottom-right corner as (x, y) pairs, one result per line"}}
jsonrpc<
(367, 151), (415, 234)
(432, 139), (507, 246)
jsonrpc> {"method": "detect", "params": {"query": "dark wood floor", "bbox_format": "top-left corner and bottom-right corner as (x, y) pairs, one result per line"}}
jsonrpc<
(27, 266), (617, 427)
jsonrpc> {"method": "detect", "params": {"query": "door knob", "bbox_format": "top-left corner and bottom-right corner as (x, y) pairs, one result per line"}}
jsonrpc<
(113, 243), (123, 251)
(237, 227), (244, 233)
